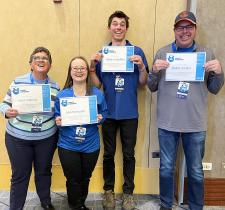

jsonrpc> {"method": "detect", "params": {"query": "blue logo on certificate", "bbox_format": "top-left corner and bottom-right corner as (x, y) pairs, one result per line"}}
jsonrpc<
(12, 87), (20, 95)
(61, 100), (68, 107)
(103, 48), (109, 54)
(168, 55), (174, 62)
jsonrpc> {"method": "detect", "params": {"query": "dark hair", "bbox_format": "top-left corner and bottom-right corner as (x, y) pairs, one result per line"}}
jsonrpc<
(63, 56), (92, 95)
(108, 11), (129, 28)
(29, 47), (52, 64)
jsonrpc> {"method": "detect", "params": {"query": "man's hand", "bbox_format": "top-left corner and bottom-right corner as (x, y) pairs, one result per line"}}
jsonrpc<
(152, 59), (169, 73)
(130, 55), (145, 71)
(90, 52), (103, 70)
(204, 59), (222, 74)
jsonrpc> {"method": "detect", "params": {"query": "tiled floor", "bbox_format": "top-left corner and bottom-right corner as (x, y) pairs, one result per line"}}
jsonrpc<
(0, 191), (224, 210)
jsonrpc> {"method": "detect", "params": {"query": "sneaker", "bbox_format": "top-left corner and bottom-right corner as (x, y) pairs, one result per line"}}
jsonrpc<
(102, 190), (115, 209)
(122, 194), (135, 210)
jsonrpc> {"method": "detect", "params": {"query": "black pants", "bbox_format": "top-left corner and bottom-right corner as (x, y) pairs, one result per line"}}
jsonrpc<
(5, 132), (57, 210)
(102, 118), (138, 194)
(58, 147), (99, 210)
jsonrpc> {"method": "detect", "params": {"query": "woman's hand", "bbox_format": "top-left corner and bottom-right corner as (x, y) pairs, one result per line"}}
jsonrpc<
(97, 114), (103, 123)
(55, 116), (62, 126)
(5, 108), (18, 118)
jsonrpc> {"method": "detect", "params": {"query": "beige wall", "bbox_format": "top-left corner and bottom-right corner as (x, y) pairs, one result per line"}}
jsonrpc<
(0, 0), (186, 193)
(0, 0), (79, 164)
(196, 0), (225, 178)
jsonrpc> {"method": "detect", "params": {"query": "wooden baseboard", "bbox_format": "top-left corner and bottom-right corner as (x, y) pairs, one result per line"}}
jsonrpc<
(181, 178), (225, 206)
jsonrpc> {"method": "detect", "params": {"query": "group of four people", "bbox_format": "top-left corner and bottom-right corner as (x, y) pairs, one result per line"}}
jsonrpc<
(0, 10), (223, 210)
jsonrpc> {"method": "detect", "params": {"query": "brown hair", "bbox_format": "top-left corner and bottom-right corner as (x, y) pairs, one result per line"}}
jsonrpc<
(63, 56), (92, 95)
(29, 47), (52, 64)
(108, 11), (129, 28)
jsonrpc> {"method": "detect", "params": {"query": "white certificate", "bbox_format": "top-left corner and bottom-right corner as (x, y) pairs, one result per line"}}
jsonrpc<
(165, 52), (206, 81)
(11, 84), (51, 114)
(101, 46), (134, 72)
(60, 96), (98, 126)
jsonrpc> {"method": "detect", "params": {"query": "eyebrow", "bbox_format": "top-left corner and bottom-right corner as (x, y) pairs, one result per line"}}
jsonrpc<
(112, 20), (126, 23)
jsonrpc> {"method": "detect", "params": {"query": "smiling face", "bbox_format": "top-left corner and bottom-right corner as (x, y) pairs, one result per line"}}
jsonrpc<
(108, 17), (127, 43)
(174, 20), (196, 48)
(30, 51), (51, 79)
(70, 58), (88, 84)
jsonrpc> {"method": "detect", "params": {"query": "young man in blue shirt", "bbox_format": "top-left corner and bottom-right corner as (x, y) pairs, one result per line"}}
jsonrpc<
(90, 11), (149, 210)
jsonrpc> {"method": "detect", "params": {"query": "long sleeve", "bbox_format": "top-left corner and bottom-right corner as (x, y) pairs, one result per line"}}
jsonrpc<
(207, 71), (224, 94)
(0, 82), (14, 117)
(147, 71), (161, 92)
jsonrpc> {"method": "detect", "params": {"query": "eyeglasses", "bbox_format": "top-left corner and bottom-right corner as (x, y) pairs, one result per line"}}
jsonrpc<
(32, 56), (49, 62)
(71, 67), (87, 72)
(175, 25), (195, 32)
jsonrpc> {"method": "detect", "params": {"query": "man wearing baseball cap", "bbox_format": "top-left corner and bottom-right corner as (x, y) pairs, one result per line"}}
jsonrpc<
(148, 11), (224, 210)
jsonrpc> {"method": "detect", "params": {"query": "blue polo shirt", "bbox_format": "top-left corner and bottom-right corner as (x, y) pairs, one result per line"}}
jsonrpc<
(96, 40), (149, 120)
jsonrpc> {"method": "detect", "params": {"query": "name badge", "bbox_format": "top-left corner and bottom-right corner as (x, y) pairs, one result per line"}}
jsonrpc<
(176, 82), (190, 99)
(75, 127), (86, 142)
(115, 75), (124, 92)
(31, 115), (43, 132)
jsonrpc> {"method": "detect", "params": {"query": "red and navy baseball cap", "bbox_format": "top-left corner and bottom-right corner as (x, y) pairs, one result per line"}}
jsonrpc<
(174, 11), (197, 26)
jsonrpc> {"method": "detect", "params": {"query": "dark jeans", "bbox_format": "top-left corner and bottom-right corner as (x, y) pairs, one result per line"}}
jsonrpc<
(158, 128), (206, 210)
(102, 118), (138, 194)
(58, 147), (99, 210)
(5, 132), (57, 210)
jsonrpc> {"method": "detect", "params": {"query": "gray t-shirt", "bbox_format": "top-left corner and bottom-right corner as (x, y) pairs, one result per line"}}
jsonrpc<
(148, 43), (224, 132)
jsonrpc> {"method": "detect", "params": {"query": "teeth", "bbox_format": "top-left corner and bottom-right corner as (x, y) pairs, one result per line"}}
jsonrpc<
(181, 35), (189, 40)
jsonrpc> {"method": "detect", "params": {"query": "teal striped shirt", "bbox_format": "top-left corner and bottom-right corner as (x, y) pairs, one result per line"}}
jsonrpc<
(0, 73), (60, 140)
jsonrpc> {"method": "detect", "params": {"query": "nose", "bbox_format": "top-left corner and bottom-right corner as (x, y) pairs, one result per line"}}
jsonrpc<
(116, 24), (122, 29)
(183, 28), (188, 32)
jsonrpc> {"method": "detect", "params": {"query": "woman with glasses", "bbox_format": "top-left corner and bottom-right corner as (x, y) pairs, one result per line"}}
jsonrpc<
(54, 56), (107, 210)
(0, 47), (60, 210)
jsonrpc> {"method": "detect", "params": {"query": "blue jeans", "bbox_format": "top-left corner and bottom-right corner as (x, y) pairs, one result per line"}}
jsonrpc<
(158, 128), (206, 210)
